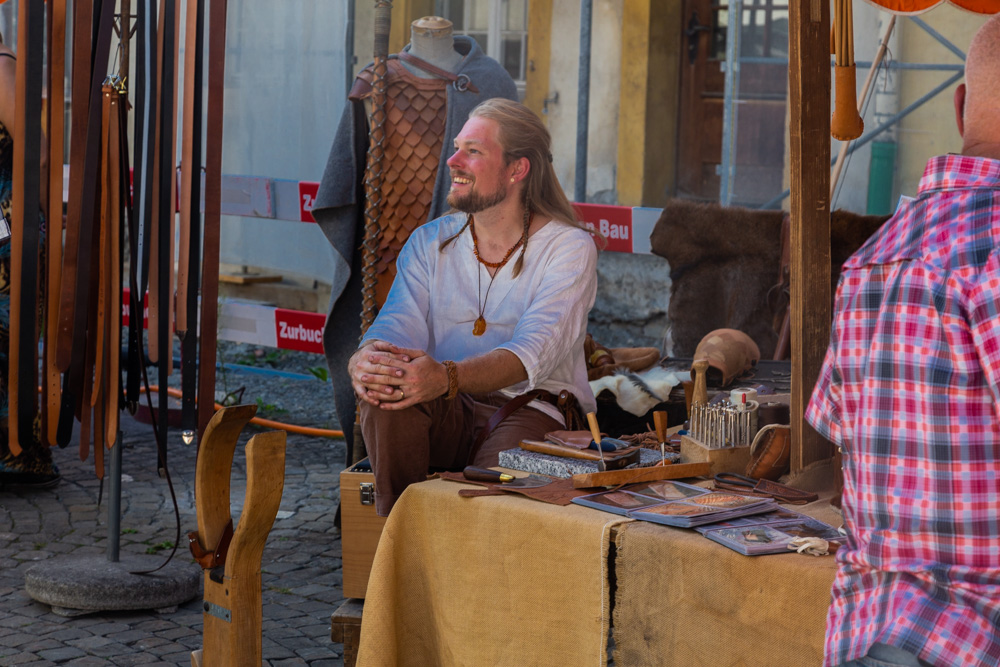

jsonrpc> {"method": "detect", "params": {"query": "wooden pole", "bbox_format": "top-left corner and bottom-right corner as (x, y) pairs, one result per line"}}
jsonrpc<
(788, 0), (832, 473)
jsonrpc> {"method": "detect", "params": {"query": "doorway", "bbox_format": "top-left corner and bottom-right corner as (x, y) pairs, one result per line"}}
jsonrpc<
(676, 0), (788, 207)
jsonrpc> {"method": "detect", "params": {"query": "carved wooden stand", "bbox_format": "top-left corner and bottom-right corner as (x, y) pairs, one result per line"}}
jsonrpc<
(189, 405), (286, 667)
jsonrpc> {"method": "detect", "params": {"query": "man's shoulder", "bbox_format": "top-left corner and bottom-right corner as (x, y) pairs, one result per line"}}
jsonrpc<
(406, 213), (467, 247)
(536, 221), (597, 251)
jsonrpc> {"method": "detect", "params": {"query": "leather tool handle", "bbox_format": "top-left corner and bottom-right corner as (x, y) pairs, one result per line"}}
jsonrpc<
(653, 410), (669, 466)
(653, 411), (668, 444)
(586, 412), (602, 446)
(691, 359), (709, 406)
(520, 439), (605, 461)
(585, 412), (607, 471)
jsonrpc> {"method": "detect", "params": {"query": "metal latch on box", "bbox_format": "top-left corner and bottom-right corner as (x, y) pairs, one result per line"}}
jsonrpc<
(203, 600), (232, 623)
(360, 482), (375, 506)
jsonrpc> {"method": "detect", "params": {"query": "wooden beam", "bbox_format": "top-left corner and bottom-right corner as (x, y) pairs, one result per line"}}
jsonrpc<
(615, 0), (681, 207)
(524, 0), (553, 117)
(389, 0), (435, 54)
(788, 0), (832, 473)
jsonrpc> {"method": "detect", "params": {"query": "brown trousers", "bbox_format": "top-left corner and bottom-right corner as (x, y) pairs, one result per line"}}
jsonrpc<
(360, 392), (561, 516)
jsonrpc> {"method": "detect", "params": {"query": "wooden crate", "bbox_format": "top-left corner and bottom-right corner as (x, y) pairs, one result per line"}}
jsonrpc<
(680, 434), (752, 476)
(331, 598), (364, 667)
(340, 460), (387, 599)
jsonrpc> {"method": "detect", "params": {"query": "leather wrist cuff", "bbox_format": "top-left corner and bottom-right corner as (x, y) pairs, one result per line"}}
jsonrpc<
(443, 360), (459, 400)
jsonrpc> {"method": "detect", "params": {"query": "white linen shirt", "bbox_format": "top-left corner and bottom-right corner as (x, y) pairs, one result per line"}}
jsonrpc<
(361, 212), (599, 422)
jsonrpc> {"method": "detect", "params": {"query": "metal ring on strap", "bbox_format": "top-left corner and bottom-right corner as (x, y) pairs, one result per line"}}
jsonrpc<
(453, 73), (471, 92)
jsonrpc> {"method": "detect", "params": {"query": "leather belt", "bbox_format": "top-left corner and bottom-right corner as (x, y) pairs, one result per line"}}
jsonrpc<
(44, 0), (68, 445)
(57, 0), (116, 447)
(179, 0), (206, 433)
(468, 389), (583, 464)
(197, 0), (229, 437)
(396, 51), (479, 93)
(127, 0), (155, 410)
(10, 0), (46, 453)
(154, 0), (180, 471)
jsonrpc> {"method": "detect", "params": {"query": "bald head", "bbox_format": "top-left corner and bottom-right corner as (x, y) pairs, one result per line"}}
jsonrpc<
(956, 14), (1000, 158)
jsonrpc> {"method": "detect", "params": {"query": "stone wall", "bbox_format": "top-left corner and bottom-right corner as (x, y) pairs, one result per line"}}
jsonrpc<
(589, 251), (672, 352)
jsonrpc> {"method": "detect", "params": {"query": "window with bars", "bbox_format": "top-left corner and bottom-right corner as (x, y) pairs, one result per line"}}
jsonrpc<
(711, 1), (789, 61)
(436, 0), (528, 95)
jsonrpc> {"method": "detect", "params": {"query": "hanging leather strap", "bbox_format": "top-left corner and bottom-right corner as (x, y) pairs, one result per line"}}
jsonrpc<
(176, 0), (198, 335)
(146, 0), (165, 367)
(154, 0), (180, 472)
(126, 0), (155, 410)
(80, 214), (102, 466)
(10, 0), (46, 453)
(105, 89), (124, 449)
(180, 0), (205, 433)
(396, 51), (479, 93)
(56, 0), (93, 374)
(197, 0), (229, 438)
(92, 85), (113, 407)
(44, 0), (67, 446)
(57, 0), (116, 447)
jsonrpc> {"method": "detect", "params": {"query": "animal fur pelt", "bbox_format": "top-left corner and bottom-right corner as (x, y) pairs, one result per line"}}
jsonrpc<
(650, 199), (887, 359)
(589, 366), (688, 417)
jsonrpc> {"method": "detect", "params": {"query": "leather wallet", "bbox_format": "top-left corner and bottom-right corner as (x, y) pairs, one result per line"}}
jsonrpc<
(713, 472), (819, 504)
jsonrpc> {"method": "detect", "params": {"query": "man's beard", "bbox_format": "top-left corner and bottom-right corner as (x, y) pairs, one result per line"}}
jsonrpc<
(446, 178), (509, 213)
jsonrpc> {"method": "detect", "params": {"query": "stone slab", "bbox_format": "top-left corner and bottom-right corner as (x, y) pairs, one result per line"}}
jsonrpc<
(24, 555), (200, 615)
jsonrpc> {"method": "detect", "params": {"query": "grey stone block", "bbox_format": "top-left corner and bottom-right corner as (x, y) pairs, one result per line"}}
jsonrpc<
(23, 556), (199, 615)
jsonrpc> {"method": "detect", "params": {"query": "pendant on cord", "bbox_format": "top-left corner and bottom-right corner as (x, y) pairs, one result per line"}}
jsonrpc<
(473, 317), (487, 336)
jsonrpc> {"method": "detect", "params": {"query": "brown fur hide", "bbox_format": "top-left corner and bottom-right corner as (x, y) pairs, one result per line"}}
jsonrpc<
(650, 199), (888, 359)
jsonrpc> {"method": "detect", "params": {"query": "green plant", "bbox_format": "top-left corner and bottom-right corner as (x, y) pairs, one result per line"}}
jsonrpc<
(255, 396), (287, 414)
(308, 365), (329, 382)
(145, 541), (175, 554)
(121, 528), (138, 535)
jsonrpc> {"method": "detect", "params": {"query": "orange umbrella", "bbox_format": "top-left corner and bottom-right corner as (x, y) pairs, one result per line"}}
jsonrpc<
(862, 0), (1000, 13)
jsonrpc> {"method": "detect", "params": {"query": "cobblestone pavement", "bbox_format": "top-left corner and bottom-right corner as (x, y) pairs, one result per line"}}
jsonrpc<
(0, 403), (349, 666)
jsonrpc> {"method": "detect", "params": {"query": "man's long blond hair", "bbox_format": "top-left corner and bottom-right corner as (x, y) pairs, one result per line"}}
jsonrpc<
(468, 98), (602, 243)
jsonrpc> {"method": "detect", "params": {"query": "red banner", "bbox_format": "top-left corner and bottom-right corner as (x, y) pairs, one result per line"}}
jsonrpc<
(274, 308), (326, 354)
(573, 203), (634, 253)
(298, 181), (319, 223)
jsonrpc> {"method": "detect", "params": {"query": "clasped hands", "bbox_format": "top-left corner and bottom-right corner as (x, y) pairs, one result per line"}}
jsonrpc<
(348, 340), (448, 410)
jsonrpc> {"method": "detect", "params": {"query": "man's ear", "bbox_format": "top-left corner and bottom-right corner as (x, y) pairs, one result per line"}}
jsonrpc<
(954, 83), (967, 137)
(510, 156), (530, 184)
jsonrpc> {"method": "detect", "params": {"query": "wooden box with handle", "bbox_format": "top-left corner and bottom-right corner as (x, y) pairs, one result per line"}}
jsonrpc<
(340, 459), (387, 600)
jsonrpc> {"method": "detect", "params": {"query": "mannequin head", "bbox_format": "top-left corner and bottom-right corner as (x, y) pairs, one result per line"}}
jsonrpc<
(405, 16), (463, 74)
(412, 16), (453, 39)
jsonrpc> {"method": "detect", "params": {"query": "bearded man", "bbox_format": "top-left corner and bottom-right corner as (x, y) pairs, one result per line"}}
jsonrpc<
(347, 99), (600, 516)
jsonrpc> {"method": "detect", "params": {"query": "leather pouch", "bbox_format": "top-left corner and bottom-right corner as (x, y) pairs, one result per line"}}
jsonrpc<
(746, 424), (792, 481)
(544, 430), (594, 449)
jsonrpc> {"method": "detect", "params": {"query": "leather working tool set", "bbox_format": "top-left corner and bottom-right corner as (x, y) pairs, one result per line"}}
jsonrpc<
(9, 0), (230, 487)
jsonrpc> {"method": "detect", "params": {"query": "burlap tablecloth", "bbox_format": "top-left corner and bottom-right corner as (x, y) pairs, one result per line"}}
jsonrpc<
(356, 477), (630, 666)
(612, 498), (841, 666)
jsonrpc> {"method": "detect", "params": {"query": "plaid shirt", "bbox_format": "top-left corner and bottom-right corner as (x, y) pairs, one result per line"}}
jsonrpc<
(807, 154), (1000, 667)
